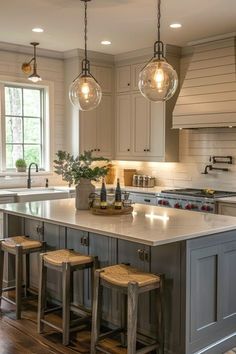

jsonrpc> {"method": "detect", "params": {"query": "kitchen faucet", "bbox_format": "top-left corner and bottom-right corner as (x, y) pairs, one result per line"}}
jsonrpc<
(202, 164), (229, 174)
(27, 162), (39, 188)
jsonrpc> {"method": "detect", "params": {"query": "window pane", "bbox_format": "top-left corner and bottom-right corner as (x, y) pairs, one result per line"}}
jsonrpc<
(23, 89), (41, 117)
(24, 145), (41, 166)
(5, 87), (22, 116)
(5, 117), (22, 143)
(24, 118), (41, 143)
(6, 144), (23, 169)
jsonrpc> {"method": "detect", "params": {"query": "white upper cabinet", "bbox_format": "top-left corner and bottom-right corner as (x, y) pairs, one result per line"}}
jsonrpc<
(116, 63), (146, 93)
(80, 95), (113, 159)
(96, 95), (113, 158)
(116, 65), (131, 92)
(131, 62), (145, 91)
(116, 94), (132, 157)
(132, 93), (150, 157)
(90, 65), (113, 93)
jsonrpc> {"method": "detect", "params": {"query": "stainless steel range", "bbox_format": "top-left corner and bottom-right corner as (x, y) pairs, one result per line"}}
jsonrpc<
(157, 188), (236, 213)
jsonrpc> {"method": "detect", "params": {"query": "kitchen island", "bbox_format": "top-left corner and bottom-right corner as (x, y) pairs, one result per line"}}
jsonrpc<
(1, 199), (236, 354)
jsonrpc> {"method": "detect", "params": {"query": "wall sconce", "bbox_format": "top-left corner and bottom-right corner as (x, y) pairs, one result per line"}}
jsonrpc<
(21, 42), (42, 83)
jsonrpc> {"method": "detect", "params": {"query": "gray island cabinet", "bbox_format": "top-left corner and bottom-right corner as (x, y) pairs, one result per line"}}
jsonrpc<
(1, 200), (236, 354)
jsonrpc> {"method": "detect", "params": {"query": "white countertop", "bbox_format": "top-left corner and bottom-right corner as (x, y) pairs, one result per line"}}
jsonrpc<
(0, 190), (17, 197)
(217, 197), (236, 204)
(1, 199), (236, 246)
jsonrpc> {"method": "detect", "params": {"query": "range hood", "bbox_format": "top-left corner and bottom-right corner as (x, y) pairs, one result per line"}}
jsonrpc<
(173, 36), (236, 128)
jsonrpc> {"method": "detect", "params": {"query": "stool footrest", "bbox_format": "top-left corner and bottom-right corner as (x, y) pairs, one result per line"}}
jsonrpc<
(70, 303), (91, 317)
(98, 327), (123, 340)
(40, 316), (91, 334)
(136, 343), (159, 354)
(1, 296), (16, 306)
(44, 306), (62, 314)
(40, 319), (63, 333)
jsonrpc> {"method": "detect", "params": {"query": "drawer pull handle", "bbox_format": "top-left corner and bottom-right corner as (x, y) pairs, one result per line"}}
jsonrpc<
(137, 249), (145, 261)
(144, 199), (151, 203)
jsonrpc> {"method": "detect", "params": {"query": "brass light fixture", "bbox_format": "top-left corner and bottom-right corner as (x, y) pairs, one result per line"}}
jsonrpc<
(138, 0), (178, 102)
(69, 0), (102, 111)
(21, 42), (42, 83)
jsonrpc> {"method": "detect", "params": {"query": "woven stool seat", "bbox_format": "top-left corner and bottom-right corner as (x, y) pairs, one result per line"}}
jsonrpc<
(43, 249), (93, 267)
(2, 236), (42, 251)
(100, 264), (160, 288)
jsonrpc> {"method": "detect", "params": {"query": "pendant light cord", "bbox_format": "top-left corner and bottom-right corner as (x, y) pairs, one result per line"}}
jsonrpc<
(84, 0), (88, 62)
(157, 0), (161, 43)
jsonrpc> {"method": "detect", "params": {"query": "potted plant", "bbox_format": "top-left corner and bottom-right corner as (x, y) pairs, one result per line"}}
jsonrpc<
(15, 159), (27, 172)
(54, 150), (110, 210)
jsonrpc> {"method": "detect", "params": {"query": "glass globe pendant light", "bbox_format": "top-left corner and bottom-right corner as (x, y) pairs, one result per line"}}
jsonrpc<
(69, 0), (102, 111)
(139, 0), (178, 102)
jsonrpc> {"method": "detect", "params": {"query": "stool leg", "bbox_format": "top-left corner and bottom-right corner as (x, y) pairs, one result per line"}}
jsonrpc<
(157, 275), (165, 354)
(25, 253), (30, 297)
(15, 245), (23, 320)
(37, 254), (47, 333)
(127, 282), (139, 354)
(120, 293), (127, 347)
(0, 244), (4, 308)
(91, 269), (103, 354)
(62, 262), (71, 346)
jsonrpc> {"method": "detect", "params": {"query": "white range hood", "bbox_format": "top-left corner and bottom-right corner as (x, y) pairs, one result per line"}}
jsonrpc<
(173, 36), (236, 128)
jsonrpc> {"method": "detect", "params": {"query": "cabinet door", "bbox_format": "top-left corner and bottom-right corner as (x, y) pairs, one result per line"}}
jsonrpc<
(132, 62), (145, 91)
(80, 109), (97, 153)
(116, 94), (132, 157)
(217, 202), (236, 216)
(147, 101), (165, 158)
(96, 95), (113, 158)
(95, 66), (113, 93)
(116, 65), (131, 92)
(132, 93), (150, 157)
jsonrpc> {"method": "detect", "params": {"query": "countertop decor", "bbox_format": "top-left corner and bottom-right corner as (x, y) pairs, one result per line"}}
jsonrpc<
(54, 150), (110, 210)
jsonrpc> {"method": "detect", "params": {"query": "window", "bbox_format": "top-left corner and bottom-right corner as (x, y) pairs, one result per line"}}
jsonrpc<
(3, 85), (44, 169)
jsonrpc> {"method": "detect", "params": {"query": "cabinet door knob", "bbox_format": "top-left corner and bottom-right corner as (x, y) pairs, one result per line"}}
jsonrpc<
(137, 249), (145, 261)
(144, 149), (146, 152)
(147, 149), (150, 152)
(127, 83), (130, 86)
(94, 148), (97, 151)
(97, 148), (100, 152)
(127, 148), (130, 152)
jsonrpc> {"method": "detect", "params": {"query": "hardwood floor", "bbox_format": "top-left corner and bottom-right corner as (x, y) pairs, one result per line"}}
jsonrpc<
(0, 294), (235, 354)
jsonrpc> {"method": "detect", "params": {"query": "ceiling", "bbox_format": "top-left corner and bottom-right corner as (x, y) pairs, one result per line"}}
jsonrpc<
(0, 0), (236, 55)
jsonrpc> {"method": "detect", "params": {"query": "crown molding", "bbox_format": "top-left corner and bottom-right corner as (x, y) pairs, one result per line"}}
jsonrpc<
(187, 32), (236, 46)
(0, 41), (64, 59)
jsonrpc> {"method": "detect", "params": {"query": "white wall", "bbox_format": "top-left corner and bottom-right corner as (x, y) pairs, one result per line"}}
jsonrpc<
(0, 48), (66, 187)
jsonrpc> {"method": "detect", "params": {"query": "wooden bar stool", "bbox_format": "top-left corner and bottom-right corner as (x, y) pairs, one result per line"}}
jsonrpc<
(91, 264), (165, 354)
(37, 249), (97, 346)
(0, 236), (46, 320)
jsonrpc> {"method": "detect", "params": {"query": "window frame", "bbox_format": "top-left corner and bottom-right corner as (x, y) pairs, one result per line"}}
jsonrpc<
(0, 76), (54, 173)
(4, 84), (44, 169)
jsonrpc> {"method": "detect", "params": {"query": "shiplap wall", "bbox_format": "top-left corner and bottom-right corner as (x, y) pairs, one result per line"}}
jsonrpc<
(173, 37), (236, 128)
(115, 40), (236, 192)
(0, 49), (66, 187)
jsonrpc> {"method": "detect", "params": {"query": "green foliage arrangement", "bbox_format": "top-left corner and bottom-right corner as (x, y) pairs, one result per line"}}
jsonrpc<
(54, 150), (110, 186)
(15, 159), (27, 168)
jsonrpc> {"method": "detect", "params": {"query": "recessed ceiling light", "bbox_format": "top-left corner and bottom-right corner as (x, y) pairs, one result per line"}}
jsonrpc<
(32, 28), (44, 33)
(170, 23), (182, 29)
(101, 40), (111, 45)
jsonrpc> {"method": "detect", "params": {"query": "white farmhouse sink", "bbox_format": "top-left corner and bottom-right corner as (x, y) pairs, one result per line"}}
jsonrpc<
(6, 187), (69, 202)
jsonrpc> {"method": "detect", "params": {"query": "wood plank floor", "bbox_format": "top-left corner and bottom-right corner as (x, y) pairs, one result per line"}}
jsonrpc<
(0, 295), (235, 354)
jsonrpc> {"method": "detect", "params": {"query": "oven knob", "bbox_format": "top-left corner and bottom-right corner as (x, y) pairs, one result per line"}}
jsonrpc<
(174, 202), (181, 209)
(162, 200), (169, 206)
(206, 205), (213, 212)
(185, 203), (192, 210)
(158, 199), (163, 205)
(201, 205), (207, 211)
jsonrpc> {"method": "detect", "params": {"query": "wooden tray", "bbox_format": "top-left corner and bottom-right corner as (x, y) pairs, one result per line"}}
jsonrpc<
(91, 206), (133, 216)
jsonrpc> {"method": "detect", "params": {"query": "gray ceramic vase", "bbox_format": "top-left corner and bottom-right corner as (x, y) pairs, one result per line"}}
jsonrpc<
(75, 178), (95, 210)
